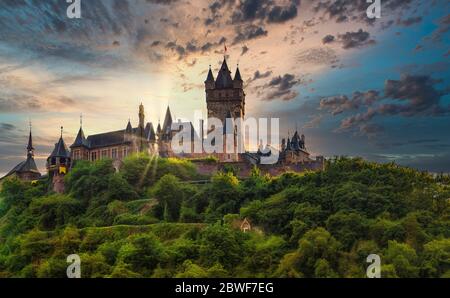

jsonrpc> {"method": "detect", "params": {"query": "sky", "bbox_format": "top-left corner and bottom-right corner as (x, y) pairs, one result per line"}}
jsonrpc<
(0, 0), (449, 175)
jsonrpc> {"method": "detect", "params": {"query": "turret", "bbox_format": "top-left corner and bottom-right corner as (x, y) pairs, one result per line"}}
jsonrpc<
(139, 103), (145, 129)
(47, 127), (71, 193)
(205, 66), (215, 90)
(162, 106), (173, 137)
(233, 65), (243, 89)
(124, 119), (133, 142)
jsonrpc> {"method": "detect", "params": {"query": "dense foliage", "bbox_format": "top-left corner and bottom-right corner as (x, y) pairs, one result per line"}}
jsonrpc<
(0, 155), (448, 278)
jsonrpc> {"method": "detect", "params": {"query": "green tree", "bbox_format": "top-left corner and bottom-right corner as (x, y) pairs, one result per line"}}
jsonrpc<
(384, 240), (419, 278)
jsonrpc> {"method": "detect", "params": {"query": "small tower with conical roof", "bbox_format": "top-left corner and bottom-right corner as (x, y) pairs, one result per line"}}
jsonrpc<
(205, 65), (215, 90)
(47, 127), (71, 193)
(158, 106), (174, 157)
(70, 114), (89, 161)
(233, 65), (243, 89)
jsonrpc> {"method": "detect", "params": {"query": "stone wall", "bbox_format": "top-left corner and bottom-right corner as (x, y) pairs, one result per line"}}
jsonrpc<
(191, 158), (324, 178)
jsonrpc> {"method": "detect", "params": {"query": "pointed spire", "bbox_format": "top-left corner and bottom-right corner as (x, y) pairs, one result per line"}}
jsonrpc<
(157, 119), (162, 134)
(215, 57), (233, 89)
(71, 116), (88, 148)
(234, 65), (242, 81)
(49, 128), (70, 159)
(162, 106), (173, 133)
(125, 119), (133, 133)
(27, 121), (34, 157)
(206, 65), (215, 82)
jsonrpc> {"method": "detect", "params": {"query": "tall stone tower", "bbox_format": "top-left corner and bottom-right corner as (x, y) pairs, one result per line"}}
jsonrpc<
(205, 57), (245, 161)
(205, 58), (245, 123)
(47, 127), (71, 194)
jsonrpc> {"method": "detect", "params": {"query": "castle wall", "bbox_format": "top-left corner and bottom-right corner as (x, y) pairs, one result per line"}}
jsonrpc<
(192, 159), (324, 178)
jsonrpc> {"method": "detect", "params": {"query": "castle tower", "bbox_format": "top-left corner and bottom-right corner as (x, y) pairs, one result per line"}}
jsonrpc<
(47, 127), (71, 193)
(205, 57), (245, 162)
(70, 115), (89, 161)
(138, 103), (146, 152)
(205, 58), (245, 123)
(158, 106), (174, 157)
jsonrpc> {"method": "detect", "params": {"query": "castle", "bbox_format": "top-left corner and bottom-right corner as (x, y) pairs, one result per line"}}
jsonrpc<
(1, 57), (324, 192)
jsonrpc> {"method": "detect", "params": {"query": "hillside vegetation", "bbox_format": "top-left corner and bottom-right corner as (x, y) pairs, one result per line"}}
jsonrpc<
(0, 155), (449, 278)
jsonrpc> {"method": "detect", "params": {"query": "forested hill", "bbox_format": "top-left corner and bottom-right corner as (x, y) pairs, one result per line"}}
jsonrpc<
(0, 155), (448, 278)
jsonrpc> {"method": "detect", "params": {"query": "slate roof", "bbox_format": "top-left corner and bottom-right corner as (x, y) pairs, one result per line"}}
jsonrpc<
(215, 58), (234, 89)
(86, 130), (129, 149)
(71, 127), (89, 148)
(234, 66), (242, 81)
(145, 123), (156, 141)
(2, 155), (40, 179)
(49, 137), (70, 159)
(81, 121), (156, 149)
(162, 106), (173, 134)
(206, 67), (215, 82)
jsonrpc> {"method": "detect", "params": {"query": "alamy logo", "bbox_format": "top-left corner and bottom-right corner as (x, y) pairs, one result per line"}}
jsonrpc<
(366, 254), (381, 278)
(67, 254), (81, 278)
(366, 0), (381, 19)
(66, 0), (82, 19)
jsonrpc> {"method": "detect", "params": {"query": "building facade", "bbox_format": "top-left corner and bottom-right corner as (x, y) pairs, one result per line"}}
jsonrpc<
(70, 103), (156, 165)
(0, 127), (41, 182)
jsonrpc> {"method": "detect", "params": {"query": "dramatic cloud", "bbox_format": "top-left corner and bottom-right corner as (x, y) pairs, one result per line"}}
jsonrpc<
(322, 34), (335, 44)
(313, 0), (416, 24)
(429, 13), (450, 42)
(233, 25), (268, 44)
(295, 47), (339, 66)
(262, 73), (301, 101)
(320, 90), (380, 115)
(333, 74), (450, 133)
(230, 0), (300, 24)
(252, 70), (273, 81)
(338, 29), (376, 49)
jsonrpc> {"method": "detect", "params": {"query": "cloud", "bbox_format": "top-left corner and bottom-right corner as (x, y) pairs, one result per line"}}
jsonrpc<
(397, 16), (423, 27)
(313, 0), (415, 25)
(322, 34), (335, 44)
(252, 70), (273, 81)
(334, 74), (450, 133)
(320, 90), (380, 115)
(262, 73), (301, 101)
(230, 0), (300, 24)
(267, 3), (299, 23)
(338, 29), (376, 49)
(295, 47), (339, 66)
(233, 25), (268, 44)
(429, 13), (450, 42)
(0, 75), (79, 113)
(241, 45), (249, 56)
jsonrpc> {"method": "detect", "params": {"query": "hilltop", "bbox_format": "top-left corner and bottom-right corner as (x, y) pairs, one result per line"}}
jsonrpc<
(0, 155), (448, 278)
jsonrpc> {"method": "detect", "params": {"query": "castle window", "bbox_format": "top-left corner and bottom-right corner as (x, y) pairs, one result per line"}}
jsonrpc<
(123, 148), (127, 157)
(112, 148), (118, 159)
(91, 152), (97, 161)
(73, 150), (80, 160)
(102, 150), (108, 159)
